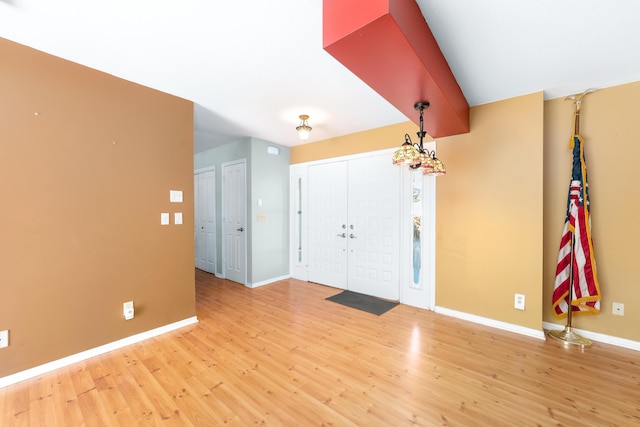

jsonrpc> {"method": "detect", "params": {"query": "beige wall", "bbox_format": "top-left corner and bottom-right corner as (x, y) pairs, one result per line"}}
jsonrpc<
(295, 82), (640, 343)
(436, 92), (544, 329)
(544, 82), (640, 340)
(291, 122), (420, 164)
(293, 92), (545, 332)
(0, 38), (196, 377)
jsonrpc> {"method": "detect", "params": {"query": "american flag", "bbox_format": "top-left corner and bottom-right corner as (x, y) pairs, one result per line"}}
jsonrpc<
(552, 135), (601, 317)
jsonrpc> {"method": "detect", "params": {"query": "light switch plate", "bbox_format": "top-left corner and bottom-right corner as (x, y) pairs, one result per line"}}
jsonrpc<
(123, 301), (134, 320)
(0, 330), (8, 349)
(174, 212), (183, 225)
(170, 190), (183, 203)
(161, 213), (170, 225)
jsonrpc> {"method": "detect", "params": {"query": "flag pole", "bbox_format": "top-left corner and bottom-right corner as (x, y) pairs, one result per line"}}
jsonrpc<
(547, 90), (595, 348)
(547, 233), (592, 347)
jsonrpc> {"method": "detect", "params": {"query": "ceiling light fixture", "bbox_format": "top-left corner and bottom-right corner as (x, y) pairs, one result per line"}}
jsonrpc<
(392, 101), (446, 176)
(296, 114), (312, 141)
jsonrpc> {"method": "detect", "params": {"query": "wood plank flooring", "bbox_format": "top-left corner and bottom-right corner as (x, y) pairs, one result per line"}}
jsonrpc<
(1, 269), (639, 426)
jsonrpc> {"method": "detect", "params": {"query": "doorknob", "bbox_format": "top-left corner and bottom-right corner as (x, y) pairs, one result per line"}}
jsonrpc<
(237, 227), (244, 232)
(336, 233), (346, 238)
(350, 234), (357, 239)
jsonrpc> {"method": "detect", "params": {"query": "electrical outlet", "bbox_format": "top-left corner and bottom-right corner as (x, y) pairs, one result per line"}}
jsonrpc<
(0, 330), (9, 349)
(612, 302), (624, 316)
(514, 293), (526, 310)
(123, 301), (134, 320)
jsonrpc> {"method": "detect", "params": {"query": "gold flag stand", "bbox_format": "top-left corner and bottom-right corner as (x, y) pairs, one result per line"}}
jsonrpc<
(546, 89), (596, 348)
(546, 234), (592, 347)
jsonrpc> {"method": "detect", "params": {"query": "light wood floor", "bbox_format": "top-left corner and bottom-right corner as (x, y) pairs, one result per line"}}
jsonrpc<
(2, 270), (639, 426)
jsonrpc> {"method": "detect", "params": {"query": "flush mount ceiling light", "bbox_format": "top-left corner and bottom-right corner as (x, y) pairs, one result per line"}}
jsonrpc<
(296, 115), (312, 141)
(392, 101), (446, 176)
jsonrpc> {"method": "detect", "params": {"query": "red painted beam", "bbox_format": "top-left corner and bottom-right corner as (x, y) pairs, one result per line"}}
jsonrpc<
(323, 0), (469, 138)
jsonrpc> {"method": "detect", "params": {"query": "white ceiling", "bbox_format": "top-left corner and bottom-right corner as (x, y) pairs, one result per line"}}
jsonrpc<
(2, 0), (639, 153)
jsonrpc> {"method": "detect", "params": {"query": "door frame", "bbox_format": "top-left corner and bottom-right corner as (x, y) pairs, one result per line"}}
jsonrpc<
(290, 165), (309, 282)
(290, 148), (436, 310)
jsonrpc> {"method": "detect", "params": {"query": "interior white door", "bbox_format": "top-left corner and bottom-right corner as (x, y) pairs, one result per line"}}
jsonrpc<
(195, 170), (216, 274)
(347, 155), (400, 300)
(307, 155), (400, 299)
(223, 161), (246, 284)
(308, 161), (348, 289)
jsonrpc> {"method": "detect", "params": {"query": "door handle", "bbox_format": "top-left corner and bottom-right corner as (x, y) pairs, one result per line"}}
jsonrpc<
(337, 233), (346, 238)
(237, 227), (244, 232)
(350, 234), (357, 239)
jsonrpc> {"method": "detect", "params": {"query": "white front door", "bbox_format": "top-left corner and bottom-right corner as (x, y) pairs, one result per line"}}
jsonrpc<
(347, 155), (400, 300)
(195, 170), (216, 274)
(307, 155), (400, 300)
(308, 161), (348, 288)
(223, 160), (246, 284)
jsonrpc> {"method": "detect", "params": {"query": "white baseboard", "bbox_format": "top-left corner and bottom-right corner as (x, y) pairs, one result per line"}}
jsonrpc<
(250, 274), (291, 288)
(434, 306), (547, 340)
(0, 316), (199, 389)
(543, 321), (640, 351)
(433, 308), (640, 351)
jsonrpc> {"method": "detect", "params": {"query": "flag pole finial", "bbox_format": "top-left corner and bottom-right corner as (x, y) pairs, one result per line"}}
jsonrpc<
(565, 88), (597, 136)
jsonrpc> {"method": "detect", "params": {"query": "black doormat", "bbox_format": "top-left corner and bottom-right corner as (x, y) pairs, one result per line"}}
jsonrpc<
(326, 290), (399, 316)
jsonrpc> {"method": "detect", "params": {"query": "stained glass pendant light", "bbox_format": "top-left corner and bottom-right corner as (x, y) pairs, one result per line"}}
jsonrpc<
(393, 101), (446, 176)
(392, 134), (421, 165)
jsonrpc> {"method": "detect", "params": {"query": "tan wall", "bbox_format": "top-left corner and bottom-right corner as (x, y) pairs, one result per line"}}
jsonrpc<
(0, 38), (196, 377)
(295, 83), (640, 342)
(292, 92), (545, 331)
(544, 82), (640, 340)
(291, 122), (419, 163)
(436, 92), (544, 329)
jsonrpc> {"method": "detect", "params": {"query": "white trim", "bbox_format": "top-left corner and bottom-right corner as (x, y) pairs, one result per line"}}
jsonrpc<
(292, 147), (396, 168)
(425, 173), (437, 310)
(289, 165), (309, 282)
(435, 306), (546, 340)
(543, 321), (640, 351)
(250, 274), (292, 288)
(194, 165), (216, 174)
(0, 316), (198, 389)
